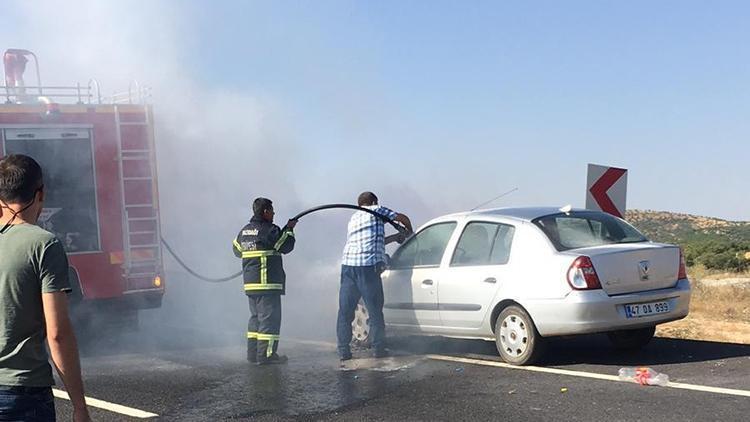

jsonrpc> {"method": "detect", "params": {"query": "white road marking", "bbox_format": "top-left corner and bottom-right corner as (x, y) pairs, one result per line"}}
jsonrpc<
(287, 338), (339, 349)
(667, 381), (750, 398)
(426, 354), (750, 398)
(52, 389), (159, 419)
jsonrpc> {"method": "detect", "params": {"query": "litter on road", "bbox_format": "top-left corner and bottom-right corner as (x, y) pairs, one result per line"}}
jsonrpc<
(618, 367), (670, 386)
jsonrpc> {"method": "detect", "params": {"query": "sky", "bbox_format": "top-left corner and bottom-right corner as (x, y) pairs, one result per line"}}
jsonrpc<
(1, 0), (748, 342)
(2, 1), (748, 221)
(182, 0), (749, 221)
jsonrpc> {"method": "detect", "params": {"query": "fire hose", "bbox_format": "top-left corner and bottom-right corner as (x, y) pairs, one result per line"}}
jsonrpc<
(160, 204), (410, 283)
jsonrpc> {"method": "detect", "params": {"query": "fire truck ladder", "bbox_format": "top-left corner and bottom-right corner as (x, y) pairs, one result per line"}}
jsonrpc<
(114, 104), (162, 293)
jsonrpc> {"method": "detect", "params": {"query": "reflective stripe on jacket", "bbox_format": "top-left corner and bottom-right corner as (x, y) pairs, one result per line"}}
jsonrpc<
(233, 216), (295, 295)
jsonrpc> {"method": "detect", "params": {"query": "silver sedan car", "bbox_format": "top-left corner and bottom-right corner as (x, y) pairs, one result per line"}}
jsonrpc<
(353, 207), (691, 365)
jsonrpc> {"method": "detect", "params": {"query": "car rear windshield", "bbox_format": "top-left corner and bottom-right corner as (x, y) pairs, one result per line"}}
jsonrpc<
(532, 212), (648, 251)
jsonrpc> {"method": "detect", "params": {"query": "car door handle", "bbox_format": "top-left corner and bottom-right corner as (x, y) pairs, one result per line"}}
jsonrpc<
(422, 279), (434, 286)
(483, 277), (497, 284)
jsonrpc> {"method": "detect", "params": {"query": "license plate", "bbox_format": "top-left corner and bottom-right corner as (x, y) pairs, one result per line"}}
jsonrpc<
(624, 301), (670, 318)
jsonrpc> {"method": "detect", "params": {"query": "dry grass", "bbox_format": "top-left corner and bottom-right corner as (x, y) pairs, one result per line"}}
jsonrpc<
(688, 265), (750, 282)
(656, 270), (750, 344)
(689, 279), (750, 323)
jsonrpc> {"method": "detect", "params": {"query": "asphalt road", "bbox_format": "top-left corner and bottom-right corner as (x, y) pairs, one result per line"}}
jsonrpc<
(54, 324), (750, 421)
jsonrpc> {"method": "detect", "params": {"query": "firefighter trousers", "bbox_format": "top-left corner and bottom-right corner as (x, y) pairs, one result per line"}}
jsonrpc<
(247, 294), (282, 362)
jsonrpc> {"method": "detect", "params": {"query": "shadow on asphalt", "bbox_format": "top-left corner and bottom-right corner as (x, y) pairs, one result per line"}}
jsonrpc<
(76, 319), (240, 358)
(388, 334), (750, 367)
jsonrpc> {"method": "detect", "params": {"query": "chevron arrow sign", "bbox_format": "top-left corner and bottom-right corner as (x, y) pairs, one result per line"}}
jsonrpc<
(585, 164), (628, 218)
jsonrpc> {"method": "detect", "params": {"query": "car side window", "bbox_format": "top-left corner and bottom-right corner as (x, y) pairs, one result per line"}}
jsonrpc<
(489, 224), (515, 265)
(451, 222), (515, 267)
(390, 222), (457, 269)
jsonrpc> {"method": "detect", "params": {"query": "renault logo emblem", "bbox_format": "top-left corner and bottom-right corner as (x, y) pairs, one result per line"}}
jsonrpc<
(639, 260), (650, 281)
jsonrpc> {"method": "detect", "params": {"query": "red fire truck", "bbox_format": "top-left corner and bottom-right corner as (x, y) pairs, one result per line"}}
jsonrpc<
(1, 49), (164, 321)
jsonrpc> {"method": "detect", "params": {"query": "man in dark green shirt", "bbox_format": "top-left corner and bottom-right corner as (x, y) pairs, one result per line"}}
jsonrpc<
(0, 154), (90, 421)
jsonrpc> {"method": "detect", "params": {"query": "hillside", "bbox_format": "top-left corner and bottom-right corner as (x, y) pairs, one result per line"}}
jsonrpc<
(626, 210), (750, 271)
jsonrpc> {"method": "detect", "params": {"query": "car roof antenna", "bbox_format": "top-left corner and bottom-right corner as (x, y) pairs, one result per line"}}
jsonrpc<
(471, 187), (519, 211)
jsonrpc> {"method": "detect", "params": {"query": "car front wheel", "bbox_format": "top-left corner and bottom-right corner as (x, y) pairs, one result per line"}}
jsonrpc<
(607, 326), (655, 350)
(351, 299), (371, 349)
(495, 305), (544, 365)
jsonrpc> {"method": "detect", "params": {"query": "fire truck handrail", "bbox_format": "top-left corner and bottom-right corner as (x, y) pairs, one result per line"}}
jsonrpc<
(2, 83), (151, 105)
(105, 88), (151, 104)
(128, 79), (141, 104)
(2, 84), (92, 104)
(105, 81), (151, 104)
(88, 78), (102, 104)
(3, 85), (87, 90)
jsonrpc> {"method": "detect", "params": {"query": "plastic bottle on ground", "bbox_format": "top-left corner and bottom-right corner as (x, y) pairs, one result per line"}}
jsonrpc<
(618, 367), (670, 386)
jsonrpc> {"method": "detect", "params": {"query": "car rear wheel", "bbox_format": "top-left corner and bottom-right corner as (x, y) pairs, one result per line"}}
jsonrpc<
(351, 299), (371, 349)
(495, 305), (544, 365)
(607, 326), (656, 350)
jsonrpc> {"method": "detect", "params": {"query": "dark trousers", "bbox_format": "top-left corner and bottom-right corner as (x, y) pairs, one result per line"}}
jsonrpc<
(247, 294), (282, 361)
(337, 265), (386, 358)
(0, 386), (55, 421)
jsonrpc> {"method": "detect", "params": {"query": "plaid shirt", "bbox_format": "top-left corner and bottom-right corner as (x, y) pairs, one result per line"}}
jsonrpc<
(341, 205), (398, 267)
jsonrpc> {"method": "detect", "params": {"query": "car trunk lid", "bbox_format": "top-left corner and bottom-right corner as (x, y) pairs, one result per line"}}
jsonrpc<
(571, 243), (679, 295)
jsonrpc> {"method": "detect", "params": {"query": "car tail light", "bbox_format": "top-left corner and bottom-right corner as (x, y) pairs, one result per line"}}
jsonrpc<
(678, 248), (687, 280)
(567, 256), (602, 290)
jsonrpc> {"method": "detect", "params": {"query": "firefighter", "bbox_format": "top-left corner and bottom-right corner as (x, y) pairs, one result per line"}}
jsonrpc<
(233, 197), (297, 365)
(3, 50), (29, 102)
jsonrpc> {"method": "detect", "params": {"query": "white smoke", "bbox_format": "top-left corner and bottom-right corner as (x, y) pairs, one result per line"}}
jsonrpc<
(0, 2), (288, 342)
(1, 0), (441, 347)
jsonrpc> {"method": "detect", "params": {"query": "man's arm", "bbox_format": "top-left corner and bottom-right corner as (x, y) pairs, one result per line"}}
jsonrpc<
(232, 235), (243, 258)
(42, 292), (90, 422)
(273, 219), (297, 254)
(385, 233), (406, 245)
(394, 213), (413, 233)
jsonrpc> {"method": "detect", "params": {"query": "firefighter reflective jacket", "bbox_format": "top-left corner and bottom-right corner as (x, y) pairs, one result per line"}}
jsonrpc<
(233, 216), (295, 295)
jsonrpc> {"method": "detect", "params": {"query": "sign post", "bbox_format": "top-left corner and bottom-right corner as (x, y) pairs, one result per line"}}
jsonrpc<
(586, 164), (628, 218)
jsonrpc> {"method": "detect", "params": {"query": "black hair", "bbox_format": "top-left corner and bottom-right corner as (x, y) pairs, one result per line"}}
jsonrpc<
(0, 154), (43, 204)
(357, 191), (378, 206)
(253, 197), (273, 217)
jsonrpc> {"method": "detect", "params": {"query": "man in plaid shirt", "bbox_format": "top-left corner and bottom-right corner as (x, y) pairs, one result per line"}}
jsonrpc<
(338, 191), (412, 361)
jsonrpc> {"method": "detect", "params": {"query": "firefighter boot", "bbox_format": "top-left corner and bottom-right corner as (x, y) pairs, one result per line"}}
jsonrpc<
(257, 353), (288, 366)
